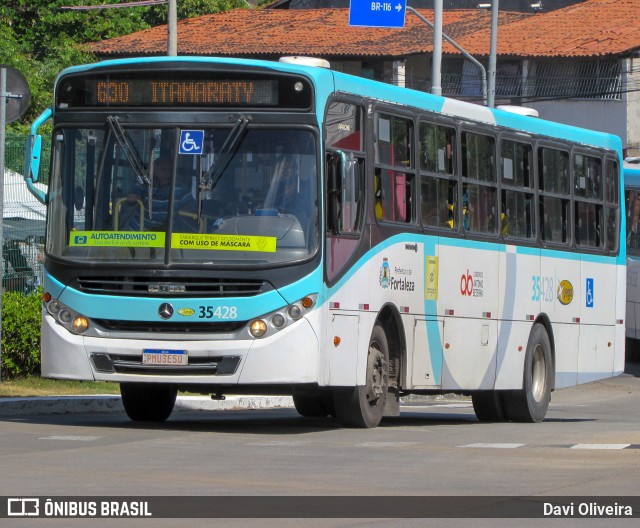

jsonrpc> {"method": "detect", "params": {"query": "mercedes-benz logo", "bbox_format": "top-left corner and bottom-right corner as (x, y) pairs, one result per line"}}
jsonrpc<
(158, 303), (174, 320)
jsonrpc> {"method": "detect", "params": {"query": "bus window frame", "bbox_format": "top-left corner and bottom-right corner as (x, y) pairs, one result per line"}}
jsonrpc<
(497, 133), (536, 243)
(372, 107), (417, 227)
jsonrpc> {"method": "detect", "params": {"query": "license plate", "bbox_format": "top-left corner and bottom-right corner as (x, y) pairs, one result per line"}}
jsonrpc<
(142, 349), (188, 366)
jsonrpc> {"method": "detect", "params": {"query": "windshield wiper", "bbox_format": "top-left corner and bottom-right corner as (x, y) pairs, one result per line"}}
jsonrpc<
(107, 116), (150, 186)
(201, 115), (250, 193)
(198, 115), (251, 220)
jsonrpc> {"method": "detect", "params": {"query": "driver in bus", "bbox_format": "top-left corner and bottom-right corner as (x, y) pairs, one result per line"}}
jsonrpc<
(123, 158), (189, 230)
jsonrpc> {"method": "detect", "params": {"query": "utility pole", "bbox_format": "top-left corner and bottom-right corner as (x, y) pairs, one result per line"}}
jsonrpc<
(487, 0), (499, 107)
(168, 0), (177, 56)
(407, 7), (487, 105)
(431, 0), (443, 96)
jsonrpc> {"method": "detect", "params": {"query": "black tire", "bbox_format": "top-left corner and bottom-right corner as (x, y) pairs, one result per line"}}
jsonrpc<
(504, 323), (553, 423)
(472, 391), (507, 422)
(292, 389), (333, 418)
(332, 324), (389, 428)
(120, 383), (177, 422)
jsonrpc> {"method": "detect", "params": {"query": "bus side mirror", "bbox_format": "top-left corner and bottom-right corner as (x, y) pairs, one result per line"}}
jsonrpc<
(327, 150), (359, 235)
(25, 133), (43, 183)
(24, 106), (52, 205)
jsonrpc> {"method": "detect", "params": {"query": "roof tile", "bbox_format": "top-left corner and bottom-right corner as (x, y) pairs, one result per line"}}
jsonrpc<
(92, 1), (640, 59)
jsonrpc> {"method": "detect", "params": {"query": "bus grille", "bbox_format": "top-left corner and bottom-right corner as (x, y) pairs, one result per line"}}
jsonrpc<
(93, 320), (246, 333)
(75, 276), (269, 298)
(90, 353), (241, 376)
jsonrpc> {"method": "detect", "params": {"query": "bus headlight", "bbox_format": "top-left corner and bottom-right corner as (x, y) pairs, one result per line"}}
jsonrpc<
(44, 296), (91, 335)
(249, 320), (268, 338)
(72, 316), (90, 334)
(247, 294), (317, 339)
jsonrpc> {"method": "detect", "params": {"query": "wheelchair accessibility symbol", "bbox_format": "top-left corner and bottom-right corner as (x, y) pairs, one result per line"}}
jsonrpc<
(179, 130), (204, 155)
(586, 278), (594, 308)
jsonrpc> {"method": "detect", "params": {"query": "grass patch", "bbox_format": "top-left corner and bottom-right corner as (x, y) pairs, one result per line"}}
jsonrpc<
(0, 376), (120, 398)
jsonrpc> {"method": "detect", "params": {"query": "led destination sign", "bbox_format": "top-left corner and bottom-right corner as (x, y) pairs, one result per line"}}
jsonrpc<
(93, 79), (277, 106)
(56, 70), (312, 109)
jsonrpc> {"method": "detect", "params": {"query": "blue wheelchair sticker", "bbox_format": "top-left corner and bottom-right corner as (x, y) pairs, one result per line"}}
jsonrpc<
(179, 130), (204, 155)
(586, 278), (594, 308)
(74, 235), (88, 245)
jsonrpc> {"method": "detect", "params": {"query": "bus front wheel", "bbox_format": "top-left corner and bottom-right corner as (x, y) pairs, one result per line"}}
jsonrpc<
(504, 323), (552, 423)
(332, 324), (389, 428)
(292, 388), (333, 418)
(120, 383), (177, 422)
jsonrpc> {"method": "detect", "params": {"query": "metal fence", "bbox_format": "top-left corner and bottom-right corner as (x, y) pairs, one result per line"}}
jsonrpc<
(2, 134), (50, 294)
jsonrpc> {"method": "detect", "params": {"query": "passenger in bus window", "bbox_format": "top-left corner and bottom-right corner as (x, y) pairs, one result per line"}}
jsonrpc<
(462, 188), (471, 230)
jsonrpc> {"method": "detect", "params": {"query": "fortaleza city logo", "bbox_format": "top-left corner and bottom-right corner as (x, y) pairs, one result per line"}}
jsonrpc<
(378, 258), (415, 292)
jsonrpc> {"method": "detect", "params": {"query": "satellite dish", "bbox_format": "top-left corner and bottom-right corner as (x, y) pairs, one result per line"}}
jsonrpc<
(0, 64), (30, 124)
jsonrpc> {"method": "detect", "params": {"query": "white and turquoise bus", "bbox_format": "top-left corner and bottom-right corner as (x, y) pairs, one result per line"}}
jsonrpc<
(25, 56), (625, 427)
(624, 160), (640, 359)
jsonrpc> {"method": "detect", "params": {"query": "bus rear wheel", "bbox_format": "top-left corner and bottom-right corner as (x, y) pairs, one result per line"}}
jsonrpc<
(120, 383), (177, 422)
(472, 391), (507, 422)
(332, 324), (389, 428)
(504, 323), (552, 423)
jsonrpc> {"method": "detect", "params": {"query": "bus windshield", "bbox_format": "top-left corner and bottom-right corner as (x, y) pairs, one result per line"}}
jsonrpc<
(47, 124), (318, 266)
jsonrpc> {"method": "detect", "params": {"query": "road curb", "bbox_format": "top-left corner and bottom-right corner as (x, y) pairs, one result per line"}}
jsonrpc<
(0, 395), (295, 418)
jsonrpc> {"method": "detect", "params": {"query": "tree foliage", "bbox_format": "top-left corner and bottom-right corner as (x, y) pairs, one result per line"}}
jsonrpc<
(1, 0), (248, 130)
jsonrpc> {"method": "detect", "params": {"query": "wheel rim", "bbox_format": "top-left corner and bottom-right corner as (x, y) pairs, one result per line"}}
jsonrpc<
(531, 343), (547, 403)
(365, 343), (388, 407)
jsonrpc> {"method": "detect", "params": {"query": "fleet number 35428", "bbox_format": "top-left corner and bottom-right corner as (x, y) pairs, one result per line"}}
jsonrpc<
(198, 306), (238, 319)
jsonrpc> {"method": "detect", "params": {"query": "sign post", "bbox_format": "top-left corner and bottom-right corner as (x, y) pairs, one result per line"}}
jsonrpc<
(0, 65), (30, 384)
(349, 0), (407, 28)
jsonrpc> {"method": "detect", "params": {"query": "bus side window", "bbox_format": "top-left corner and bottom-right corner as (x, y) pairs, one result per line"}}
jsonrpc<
(461, 131), (496, 234)
(500, 139), (534, 240)
(538, 147), (570, 245)
(375, 113), (414, 223)
(420, 122), (456, 230)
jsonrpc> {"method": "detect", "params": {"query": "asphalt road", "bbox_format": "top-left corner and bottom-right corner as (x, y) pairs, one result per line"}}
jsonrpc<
(0, 365), (639, 528)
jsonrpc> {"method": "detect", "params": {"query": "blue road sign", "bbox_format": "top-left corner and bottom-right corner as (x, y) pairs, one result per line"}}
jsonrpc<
(349, 0), (407, 28)
(179, 130), (204, 155)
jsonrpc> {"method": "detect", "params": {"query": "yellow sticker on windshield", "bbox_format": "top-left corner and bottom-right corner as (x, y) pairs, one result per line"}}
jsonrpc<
(69, 231), (166, 247)
(171, 233), (277, 252)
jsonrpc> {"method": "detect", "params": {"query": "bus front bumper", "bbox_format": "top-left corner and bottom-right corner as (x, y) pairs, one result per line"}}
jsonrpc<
(41, 313), (321, 386)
